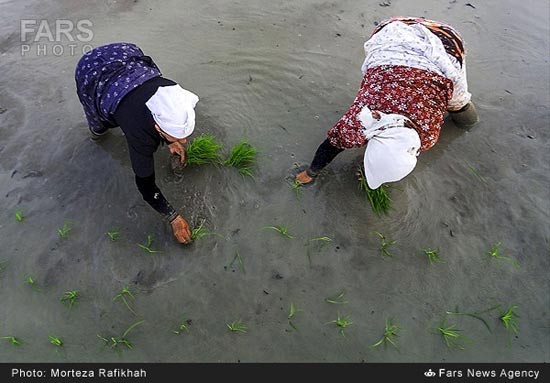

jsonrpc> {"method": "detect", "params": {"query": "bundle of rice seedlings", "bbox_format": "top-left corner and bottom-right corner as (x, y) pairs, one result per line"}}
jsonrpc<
(224, 140), (258, 177)
(358, 167), (391, 215)
(185, 134), (222, 166)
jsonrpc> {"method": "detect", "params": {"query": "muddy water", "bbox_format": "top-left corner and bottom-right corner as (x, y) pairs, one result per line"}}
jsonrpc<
(0, 0), (548, 362)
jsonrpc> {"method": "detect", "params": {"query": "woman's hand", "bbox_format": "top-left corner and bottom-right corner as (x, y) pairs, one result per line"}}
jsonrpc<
(168, 141), (186, 164)
(170, 214), (192, 244)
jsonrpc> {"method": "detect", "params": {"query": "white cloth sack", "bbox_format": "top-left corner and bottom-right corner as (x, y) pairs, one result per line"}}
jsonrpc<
(145, 84), (199, 139)
(359, 107), (421, 189)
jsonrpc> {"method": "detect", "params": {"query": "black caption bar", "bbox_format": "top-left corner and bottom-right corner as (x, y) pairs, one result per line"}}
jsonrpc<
(1, 363), (548, 382)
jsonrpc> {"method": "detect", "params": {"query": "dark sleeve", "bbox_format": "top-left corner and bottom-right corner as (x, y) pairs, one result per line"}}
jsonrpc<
(128, 144), (177, 221)
(309, 138), (344, 174)
(135, 173), (178, 221)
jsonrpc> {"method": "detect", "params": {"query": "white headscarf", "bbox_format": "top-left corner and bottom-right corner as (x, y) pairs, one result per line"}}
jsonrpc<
(145, 84), (199, 139)
(359, 107), (421, 189)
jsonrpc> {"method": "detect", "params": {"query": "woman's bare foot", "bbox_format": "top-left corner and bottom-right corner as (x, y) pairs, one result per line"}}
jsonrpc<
(295, 170), (314, 184)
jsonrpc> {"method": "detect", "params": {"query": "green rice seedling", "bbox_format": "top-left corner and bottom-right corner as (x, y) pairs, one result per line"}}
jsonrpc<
(423, 248), (441, 264)
(0, 336), (22, 346)
(288, 180), (303, 198)
(438, 318), (469, 350)
(106, 229), (121, 241)
(499, 305), (519, 346)
(309, 236), (332, 243)
(191, 221), (208, 241)
(288, 303), (303, 319)
(48, 335), (63, 348)
(287, 303), (303, 332)
(371, 318), (401, 349)
(137, 234), (161, 254)
(185, 134), (222, 166)
(24, 276), (40, 291)
(324, 291), (348, 305)
(226, 320), (248, 333)
(327, 312), (353, 337)
(15, 209), (25, 222)
(191, 221), (224, 242)
(375, 232), (396, 257)
(262, 225), (294, 239)
(486, 242), (520, 269)
(98, 320), (144, 351)
(358, 167), (391, 215)
(467, 163), (488, 184)
(308, 236), (333, 251)
(57, 222), (72, 239)
(446, 304), (501, 333)
(227, 251), (245, 273)
(60, 290), (79, 309)
(190, 220), (225, 241)
(288, 321), (299, 332)
(223, 140), (258, 177)
(113, 286), (137, 315)
(173, 318), (191, 335)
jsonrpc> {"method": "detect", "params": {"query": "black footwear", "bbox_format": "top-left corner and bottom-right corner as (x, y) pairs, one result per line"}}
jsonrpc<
(449, 102), (479, 127)
(89, 126), (109, 140)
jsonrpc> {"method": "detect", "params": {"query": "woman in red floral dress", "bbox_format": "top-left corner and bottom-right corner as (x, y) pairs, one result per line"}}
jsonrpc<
(296, 17), (479, 188)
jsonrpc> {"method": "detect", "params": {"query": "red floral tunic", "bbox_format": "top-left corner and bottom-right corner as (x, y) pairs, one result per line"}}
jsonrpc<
(327, 65), (453, 152)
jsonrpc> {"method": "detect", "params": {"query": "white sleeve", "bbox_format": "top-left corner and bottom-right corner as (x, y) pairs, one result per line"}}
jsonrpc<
(447, 58), (472, 111)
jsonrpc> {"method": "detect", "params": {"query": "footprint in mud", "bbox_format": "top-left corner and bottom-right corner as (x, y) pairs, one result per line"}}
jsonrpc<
(130, 268), (178, 291)
(109, 254), (179, 291)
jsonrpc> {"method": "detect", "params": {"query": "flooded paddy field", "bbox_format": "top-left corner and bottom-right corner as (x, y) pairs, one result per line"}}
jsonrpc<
(0, 0), (548, 362)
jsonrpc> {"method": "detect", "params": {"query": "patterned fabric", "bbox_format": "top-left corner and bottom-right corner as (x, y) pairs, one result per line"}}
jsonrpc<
(361, 20), (471, 111)
(75, 43), (162, 132)
(372, 17), (465, 65)
(327, 65), (453, 152)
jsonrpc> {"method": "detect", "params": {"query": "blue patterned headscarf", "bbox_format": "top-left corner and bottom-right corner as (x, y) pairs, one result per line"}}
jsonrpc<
(75, 42), (161, 132)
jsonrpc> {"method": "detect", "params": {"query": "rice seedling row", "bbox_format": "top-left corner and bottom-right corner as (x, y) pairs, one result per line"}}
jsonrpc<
(370, 318), (400, 349)
(106, 229), (121, 241)
(24, 276), (41, 291)
(423, 248), (442, 264)
(60, 290), (79, 309)
(375, 232), (396, 257)
(262, 225), (294, 239)
(438, 318), (469, 350)
(138, 234), (161, 254)
(486, 242), (520, 269)
(324, 291), (348, 305)
(327, 312), (353, 337)
(48, 335), (63, 348)
(173, 318), (192, 335)
(446, 304), (501, 333)
(499, 305), (520, 346)
(98, 320), (144, 351)
(1, 336), (22, 346)
(113, 286), (137, 315)
(15, 209), (25, 222)
(226, 320), (247, 333)
(57, 222), (72, 240)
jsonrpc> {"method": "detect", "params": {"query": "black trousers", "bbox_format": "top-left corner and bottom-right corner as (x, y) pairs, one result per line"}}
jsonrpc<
(308, 139), (344, 175)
